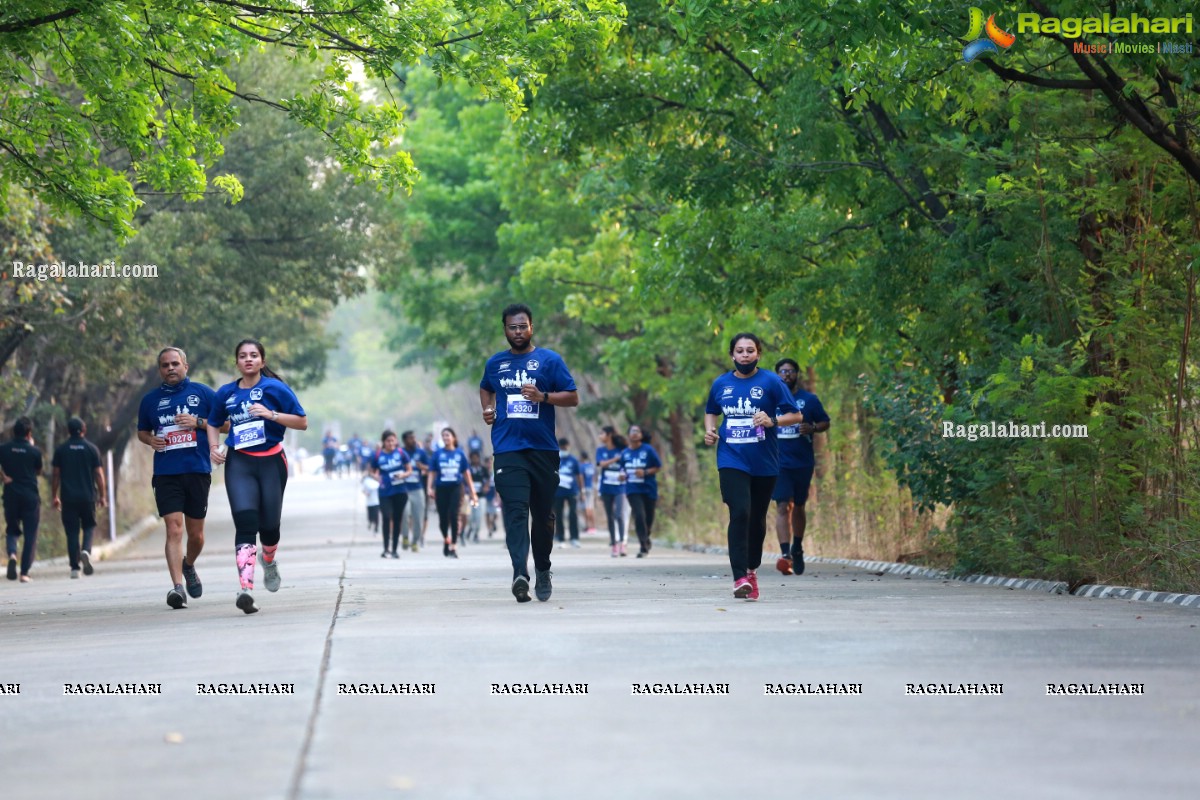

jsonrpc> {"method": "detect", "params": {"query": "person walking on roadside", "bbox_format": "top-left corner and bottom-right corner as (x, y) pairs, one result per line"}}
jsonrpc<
(479, 303), (578, 603)
(621, 425), (661, 558)
(51, 417), (107, 579)
(137, 347), (218, 608)
(372, 430), (412, 559)
(596, 426), (628, 557)
(207, 339), (307, 615)
(1, 417), (43, 583)
(554, 438), (584, 547)
(772, 359), (831, 576)
(427, 427), (477, 558)
(703, 333), (802, 601)
(399, 430), (429, 552)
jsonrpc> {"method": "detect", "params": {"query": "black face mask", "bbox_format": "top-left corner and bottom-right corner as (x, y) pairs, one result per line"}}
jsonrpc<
(733, 359), (759, 375)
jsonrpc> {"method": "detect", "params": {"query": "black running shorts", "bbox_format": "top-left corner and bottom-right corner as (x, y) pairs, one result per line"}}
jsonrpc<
(152, 473), (212, 518)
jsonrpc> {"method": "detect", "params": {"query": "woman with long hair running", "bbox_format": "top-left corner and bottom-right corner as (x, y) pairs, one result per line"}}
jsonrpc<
(621, 424), (661, 557)
(703, 332), (801, 601)
(427, 427), (478, 558)
(371, 430), (412, 559)
(208, 339), (307, 614)
(596, 426), (628, 557)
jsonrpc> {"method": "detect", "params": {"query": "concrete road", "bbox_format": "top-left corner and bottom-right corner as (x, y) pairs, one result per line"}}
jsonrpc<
(2, 475), (1197, 800)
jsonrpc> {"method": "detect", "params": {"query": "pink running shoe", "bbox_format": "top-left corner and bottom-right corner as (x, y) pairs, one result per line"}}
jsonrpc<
(746, 570), (760, 601)
(733, 576), (752, 599)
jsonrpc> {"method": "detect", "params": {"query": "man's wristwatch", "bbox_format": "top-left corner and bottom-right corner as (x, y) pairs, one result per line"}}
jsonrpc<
(542, 391), (549, 403)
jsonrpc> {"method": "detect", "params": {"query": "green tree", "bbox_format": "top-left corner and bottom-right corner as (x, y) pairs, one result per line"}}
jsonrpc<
(0, 0), (624, 237)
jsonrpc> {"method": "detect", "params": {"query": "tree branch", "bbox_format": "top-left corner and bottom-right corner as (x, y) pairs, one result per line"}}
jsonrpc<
(0, 7), (81, 34)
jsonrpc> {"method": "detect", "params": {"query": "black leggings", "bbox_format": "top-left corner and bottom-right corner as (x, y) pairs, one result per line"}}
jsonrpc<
(719, 468), (777, 581)
(434, 483), (462, 545)
(627, 493), (656, 554)
(601, 494), (625, 544)
(225, 449), (289, 547)
(379, 493), (408, 553)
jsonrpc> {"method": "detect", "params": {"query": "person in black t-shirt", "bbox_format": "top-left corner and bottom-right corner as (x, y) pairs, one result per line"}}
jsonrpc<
(51, 417), (107, 579)
(0, 417), (44, 582)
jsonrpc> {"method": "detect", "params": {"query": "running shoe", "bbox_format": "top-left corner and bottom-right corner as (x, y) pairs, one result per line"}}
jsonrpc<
(6, 555), (16, 580)
(390, 551), (400, 559)
(81, 550), (94, 576)
(619, 542), (627, 557)
(70, 569), (80, 579)
(746, 570), (760, 601)
(448, 549), (458, 559)
(775, 555), (794, 576)
(611, 544), (618, 558)
(512, 575), (531, 603)
(181, 559), (202, 598)
(263, 559), (281, 592)
(569, 540), (581, 549)
(402, 538), (410, 551)
(381, 551), (388, 558)
(636, 551), (646, 558)
(236, 589), (259, 614)
(167, 585), (187, 609)
(733, 577), (752, 599)
(411, 542), (419, 554)
(794, 546), (806, 576)
(535, 569), (553, 602)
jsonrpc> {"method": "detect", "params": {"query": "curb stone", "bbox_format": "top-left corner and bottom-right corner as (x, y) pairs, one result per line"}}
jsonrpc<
(672, 541), (1199, 609)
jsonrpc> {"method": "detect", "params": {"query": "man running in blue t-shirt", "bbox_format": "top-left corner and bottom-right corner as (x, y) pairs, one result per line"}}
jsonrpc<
(772, 359), (831, 575)
(479, 304), (579, 603)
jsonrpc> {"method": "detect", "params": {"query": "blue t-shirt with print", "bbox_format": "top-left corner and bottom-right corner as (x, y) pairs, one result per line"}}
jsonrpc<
(556, 452), (581, 498)
(431, 447), (469, 485)
(403, 446), (429, 492)
(209, 376), (306, 454)
(581, 461), (595, 491)
(621, 444), (662, 499)
(371, 448), (411, 497)
(777, 388), (830, 470)
(479, 347), (577, 455)
(705, 370), (800, 476)
(595, 446), (626, 496)
(137, 378), (217, 475)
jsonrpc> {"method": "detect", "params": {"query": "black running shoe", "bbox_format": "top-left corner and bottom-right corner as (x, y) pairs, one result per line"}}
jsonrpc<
(7, 555), (17, 581)
(794, 546), (805, 576)
(512, 576), (531, 603)
(181, 559), (202, 597)
(236, 589), (259, 614)
(535, 569), (553, 602)
(167, 585), (187, 609)
(81, 550), (95, 576)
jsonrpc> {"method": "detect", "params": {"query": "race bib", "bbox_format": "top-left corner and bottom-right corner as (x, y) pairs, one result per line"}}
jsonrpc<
(232, 419), (267, 450)
(160, 424), (197, 451)
(439, 470), (460, 483)
(625, 465), (644, 484)
(602, 470), (622, 486)
(559, 472), (574, 489)
(725, 417), (761, 445)
(386, 469), (407, 484)
(506, 393), (539, 420)
(777, 424), (800, 440)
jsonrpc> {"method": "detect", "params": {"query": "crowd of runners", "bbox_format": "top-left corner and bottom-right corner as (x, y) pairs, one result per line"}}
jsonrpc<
(0, 303), (830, 609)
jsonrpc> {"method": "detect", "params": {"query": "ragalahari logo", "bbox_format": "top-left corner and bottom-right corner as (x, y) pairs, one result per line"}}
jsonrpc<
(962, 7), (1016, 62)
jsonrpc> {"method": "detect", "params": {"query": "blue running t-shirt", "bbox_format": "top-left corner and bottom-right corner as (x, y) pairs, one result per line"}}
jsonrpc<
(705, 370), (800, 476)
(479, 348), (577, 454)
